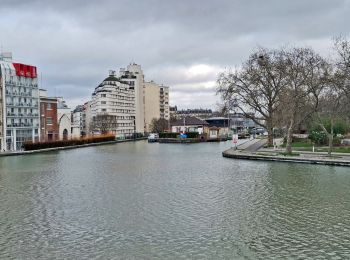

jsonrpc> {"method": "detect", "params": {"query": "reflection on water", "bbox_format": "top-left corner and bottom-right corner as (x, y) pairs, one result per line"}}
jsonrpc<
(0, 141), (350, 259)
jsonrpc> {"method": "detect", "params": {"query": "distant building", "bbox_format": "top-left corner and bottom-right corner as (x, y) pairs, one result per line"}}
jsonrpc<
(90, 70), (136, 137)
(0, 52), (40, 151)
(230, 112), (258, 132)
(119, 64), (145, 134)
(175, 108), (213, 119)
(82, 101), (92, 136)
(39, 89), (59, 141)
(205, 117), (230, 137)
(171, 116), (209, 134)
(57, 97), (73, 140)
(144, 81), (170, 132)
(72, 105), (84, 136)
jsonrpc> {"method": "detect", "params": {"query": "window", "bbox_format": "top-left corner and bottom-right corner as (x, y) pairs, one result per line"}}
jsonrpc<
(101, 94), (106, 97)
(46, 117), (53, 125)
(47, 103), (52, 110)
(101, 109), (106, 112)
(101, 101), (106, 105)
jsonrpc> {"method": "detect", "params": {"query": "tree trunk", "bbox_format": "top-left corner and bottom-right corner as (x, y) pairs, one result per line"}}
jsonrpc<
(285, 118), (294, 154)
(267, 119), (273, 147)
(328, 119), (334, 156)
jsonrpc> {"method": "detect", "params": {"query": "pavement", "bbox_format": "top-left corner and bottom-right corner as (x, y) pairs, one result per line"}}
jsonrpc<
(223, 137), (350, 166)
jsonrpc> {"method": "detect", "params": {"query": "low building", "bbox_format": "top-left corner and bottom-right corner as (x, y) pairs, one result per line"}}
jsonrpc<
(171, 116), (209, 134)
(39, 89), (59, 141)
(205, 117), (230, 138)
(57, 97), (72, 140)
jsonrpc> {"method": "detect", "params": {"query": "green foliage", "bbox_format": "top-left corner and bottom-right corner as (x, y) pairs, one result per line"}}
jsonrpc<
(309, 117), (350, 136)
(308, 131), (328, 145)
(23, 135), (116, 151)
(186, 132), (199, 138)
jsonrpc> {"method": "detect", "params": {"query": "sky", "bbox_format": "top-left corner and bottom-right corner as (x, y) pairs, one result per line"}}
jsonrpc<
(0, 0), (349, 110)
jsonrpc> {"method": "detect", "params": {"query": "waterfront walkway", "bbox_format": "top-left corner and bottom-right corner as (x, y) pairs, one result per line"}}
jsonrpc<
(224, 138), (350, 167)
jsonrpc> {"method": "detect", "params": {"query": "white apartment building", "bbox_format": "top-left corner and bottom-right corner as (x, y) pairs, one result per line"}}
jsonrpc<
(0, 52), (40, 151)
(144, 81), (170, 132)
(90, 70), (136, 137)
(119, 63), (145, 134)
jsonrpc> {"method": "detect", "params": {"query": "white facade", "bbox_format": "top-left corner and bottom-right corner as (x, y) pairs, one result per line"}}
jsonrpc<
(90, 71), (136, 137)
(0, 52), (40, 151)
(57, 98), (72, 140)
(119, 63), (145, 134)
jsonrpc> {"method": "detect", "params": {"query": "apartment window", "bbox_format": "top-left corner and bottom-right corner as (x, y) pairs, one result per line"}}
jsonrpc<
(47, 103), (52, 110)
(101, 94), (106, 97)
(101, 109), (106, 112)
(47, 117), (53, 125)
(101, 101), (106, 105)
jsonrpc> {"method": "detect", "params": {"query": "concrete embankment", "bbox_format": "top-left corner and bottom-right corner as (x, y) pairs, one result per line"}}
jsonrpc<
(0, 138), (147, 157)
(223, 148), (350, 167)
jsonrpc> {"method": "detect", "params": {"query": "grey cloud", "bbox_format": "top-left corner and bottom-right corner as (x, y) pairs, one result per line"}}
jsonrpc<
(1, 0), (349, 109)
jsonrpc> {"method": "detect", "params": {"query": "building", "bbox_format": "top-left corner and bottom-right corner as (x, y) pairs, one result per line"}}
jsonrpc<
(171, 116), (209, 134)
(175, 108), (213, 119)
(144, 81), (170, 132)
(119, 64), (145, 134)
(90, 70), (136, 137)
(82, 101), (92, 136)
(57, 97), (73, 140)
(39, 89), (59, 141)
(205, 117), (230, 137)
(0, 52), (40, 151)
(72, 105), (84, 136)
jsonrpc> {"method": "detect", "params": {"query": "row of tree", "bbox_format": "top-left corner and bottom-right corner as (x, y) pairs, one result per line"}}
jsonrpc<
(217, 37), (350, 154)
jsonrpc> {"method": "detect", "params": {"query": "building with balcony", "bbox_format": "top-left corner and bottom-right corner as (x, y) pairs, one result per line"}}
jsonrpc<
(90, 70), (136, 137)
(0, 52), (40, 151)
(119, 64), (145, 134)
(144, 81), (170, 132)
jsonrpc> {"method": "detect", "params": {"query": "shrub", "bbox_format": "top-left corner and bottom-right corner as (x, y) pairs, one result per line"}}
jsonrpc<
(159, 132), (179, 138)
(309, 131), (328, 145)
(23, 135), (116, 151)
(186, 132), (199, 138)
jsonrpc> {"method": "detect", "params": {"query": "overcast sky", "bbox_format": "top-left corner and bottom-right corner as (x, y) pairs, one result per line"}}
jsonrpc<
(1, 0), (349, 109)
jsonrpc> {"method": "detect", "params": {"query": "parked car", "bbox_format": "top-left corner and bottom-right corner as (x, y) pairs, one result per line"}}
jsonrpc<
(249, 127), (266, 135)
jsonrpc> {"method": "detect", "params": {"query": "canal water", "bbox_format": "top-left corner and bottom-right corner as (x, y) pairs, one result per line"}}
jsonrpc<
(0, 140), (350, 259)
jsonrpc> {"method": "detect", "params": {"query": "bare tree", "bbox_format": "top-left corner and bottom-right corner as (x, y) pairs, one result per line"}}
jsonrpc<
(314, 37), (350, 155)
(150, 118), (169, 133)
(217, 48), (288, 146)
(281, 47), (329, 154)
(91, 114), (117, 134)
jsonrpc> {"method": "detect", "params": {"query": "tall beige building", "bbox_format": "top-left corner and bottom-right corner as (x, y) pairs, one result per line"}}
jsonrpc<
(144, 81), (170, 132)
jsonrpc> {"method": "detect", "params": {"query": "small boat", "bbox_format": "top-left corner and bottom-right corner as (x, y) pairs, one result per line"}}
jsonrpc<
(148, 133), (159, 143)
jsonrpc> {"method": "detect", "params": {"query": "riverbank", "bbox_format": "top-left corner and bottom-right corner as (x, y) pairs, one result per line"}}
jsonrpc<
(223, 147), (350, 167)
(0, 137), (147, 157)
